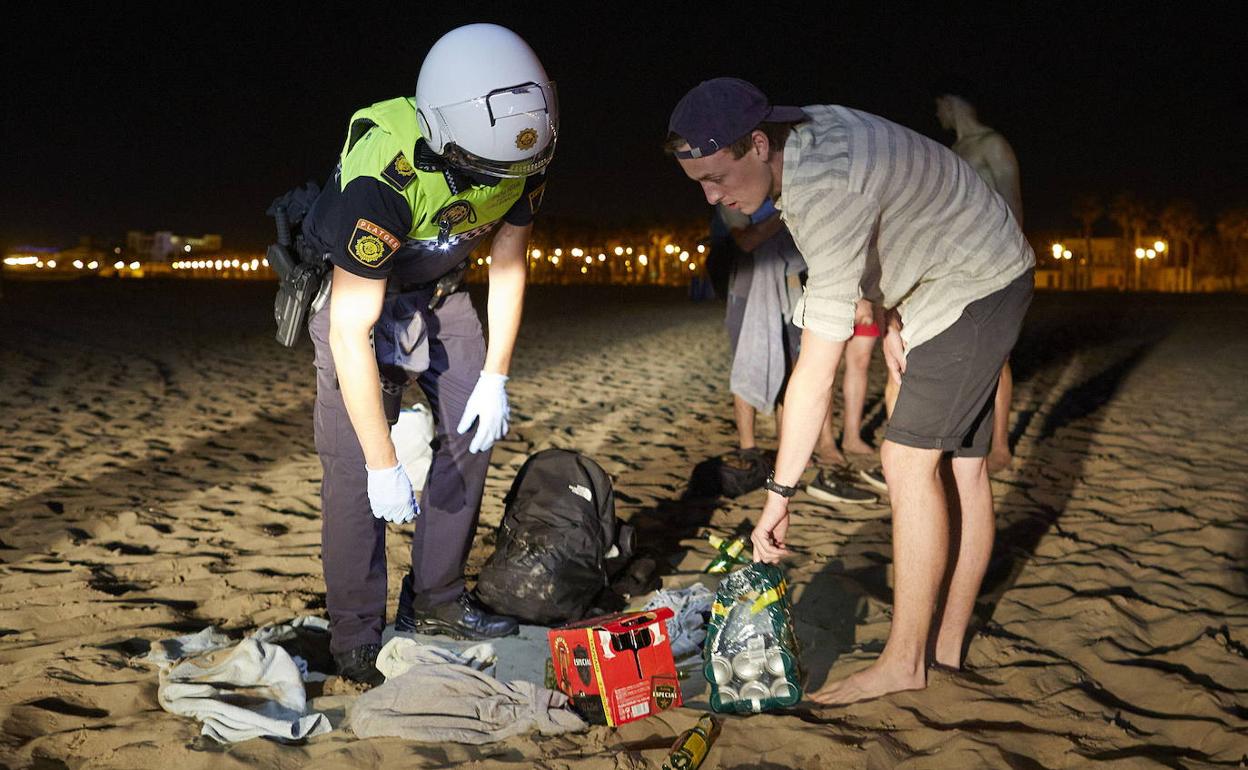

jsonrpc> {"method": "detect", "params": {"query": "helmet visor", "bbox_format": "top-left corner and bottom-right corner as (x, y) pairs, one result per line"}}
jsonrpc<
(433, 81), (558, 178)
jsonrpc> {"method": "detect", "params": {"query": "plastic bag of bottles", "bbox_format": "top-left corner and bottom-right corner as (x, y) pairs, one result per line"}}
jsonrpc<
(702, 563), (802, 713)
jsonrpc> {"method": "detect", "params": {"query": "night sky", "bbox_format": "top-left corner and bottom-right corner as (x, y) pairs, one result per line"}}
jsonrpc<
(4, 3), (1244, 250)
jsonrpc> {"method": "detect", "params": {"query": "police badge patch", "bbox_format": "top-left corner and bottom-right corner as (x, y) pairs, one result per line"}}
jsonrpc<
(381, 151), (417, 190)
(348, 218), (401, 268)
(435, 200), (477, 231)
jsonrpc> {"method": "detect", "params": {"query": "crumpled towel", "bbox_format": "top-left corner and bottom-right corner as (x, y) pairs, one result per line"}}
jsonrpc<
(374, 637), (497, 680)
(142, 626), (234, 666)
(643, 584), (714, 663)
(158, 639), (332, 744)
(348, 643), (586, 744)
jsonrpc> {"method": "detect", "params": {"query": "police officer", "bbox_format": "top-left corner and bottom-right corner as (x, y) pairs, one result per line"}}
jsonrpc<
(300, 23), (556, 685)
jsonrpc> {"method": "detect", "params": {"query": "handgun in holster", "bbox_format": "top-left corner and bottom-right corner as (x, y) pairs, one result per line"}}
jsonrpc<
(427, 260), (469, 311)
(266, 183), (327, 348)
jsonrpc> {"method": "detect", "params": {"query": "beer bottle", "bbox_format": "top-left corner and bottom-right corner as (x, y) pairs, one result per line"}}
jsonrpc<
(662, 714), (716, 770)
(705, 536), (749, 573)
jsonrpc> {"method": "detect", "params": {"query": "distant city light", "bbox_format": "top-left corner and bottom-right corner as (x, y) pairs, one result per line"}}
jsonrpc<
(679, 251), (689, 262)
(531, 248), (542, 259)
(697, 245), (706, 254)
(1154, 241), (1166, 252)
(114, 260), (125, 270)
(614, 246), (624, 256)
(129, 261), (140, 270)
(664, 244), (675, 255)
(184, 244), (192, 252)
(73, 260), (84, 269)
(1134, 248), (1146, 259)
(597, 253), (606, 262)
(638, 255), (648, 266)
(88, 261), (99, 269)
(47, 260), (56, 268)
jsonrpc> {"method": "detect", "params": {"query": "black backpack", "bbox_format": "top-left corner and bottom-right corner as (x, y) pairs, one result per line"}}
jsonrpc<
(476, 449), (633, 625)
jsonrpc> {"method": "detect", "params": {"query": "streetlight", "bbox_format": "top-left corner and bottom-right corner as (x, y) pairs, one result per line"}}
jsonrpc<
(1134, 247), (1148, 290)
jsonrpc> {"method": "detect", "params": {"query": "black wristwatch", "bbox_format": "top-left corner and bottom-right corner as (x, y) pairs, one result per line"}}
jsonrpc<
(763, 472), (799, 498)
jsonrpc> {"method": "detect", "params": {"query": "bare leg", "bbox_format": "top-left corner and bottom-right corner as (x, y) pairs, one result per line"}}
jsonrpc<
(986, 363), (1013, 473)
(733, 394), (756, 451)
(809, 441), (946, 705)
(931, 455), (995, 668)
(841, 334), (877, 455)
(812, 392), (845, 466)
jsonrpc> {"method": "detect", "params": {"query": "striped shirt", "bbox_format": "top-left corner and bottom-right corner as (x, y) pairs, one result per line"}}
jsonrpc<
(778, 105), (1035, 350)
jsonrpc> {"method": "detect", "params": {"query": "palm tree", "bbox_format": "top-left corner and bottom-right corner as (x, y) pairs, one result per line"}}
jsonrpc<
(1159, 200), (1202, 291)
(1072, 193), (1102, 289)
(1216, 207), (1248, 289)
(1109, 192), (1151, 289)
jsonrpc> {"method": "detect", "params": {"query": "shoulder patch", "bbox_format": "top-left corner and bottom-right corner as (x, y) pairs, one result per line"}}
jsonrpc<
(348, 219), (401, 268)
(381, 151), (416, 191)
(527, 182), (546, 216)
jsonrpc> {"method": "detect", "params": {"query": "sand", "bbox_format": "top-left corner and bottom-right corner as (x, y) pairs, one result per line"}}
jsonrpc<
(1, 280), (1245, 769)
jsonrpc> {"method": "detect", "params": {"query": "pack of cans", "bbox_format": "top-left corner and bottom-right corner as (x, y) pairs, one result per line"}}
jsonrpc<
(703, 563), (802, 713)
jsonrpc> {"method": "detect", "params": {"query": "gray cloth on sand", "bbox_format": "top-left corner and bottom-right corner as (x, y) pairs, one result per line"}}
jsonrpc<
(348, 643), (586, 744)
(731, 225), (806, 413)
(158, 638), (332, 744)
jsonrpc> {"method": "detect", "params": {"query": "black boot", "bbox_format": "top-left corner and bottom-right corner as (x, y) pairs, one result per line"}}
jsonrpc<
(397, 582), (518, 640)
(332, 642), (384, 687)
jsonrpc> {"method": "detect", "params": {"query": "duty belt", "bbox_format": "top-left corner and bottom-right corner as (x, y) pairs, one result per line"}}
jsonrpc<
(389, 259), (469, 310)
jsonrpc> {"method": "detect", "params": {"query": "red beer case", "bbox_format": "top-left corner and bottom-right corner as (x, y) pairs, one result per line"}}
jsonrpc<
(547, 608), (682, 726)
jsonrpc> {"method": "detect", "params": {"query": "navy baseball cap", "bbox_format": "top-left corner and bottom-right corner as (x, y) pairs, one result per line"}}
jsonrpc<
(669, 77), (806, 159)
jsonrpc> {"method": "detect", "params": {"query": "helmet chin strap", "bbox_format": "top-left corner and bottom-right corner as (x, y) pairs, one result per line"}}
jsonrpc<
(414, 139), (501, 194)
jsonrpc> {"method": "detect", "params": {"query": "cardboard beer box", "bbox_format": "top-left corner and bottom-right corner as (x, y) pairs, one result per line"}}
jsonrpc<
(547, 607), (682, 726)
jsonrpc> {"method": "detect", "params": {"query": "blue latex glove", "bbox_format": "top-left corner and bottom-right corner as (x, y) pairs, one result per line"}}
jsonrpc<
(365, 463), (419, 524)
(456, 371), (510, 453)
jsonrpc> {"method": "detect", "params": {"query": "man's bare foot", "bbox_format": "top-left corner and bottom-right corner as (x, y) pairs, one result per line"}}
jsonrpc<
(986, 448), (1012, 474)
(807, 661), (926, 705)
(842, 438), (875, 456)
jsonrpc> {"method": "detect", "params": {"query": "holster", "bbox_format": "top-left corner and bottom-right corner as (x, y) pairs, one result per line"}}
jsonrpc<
(274, 259), (328, 348)
(425, 260), (469, 310)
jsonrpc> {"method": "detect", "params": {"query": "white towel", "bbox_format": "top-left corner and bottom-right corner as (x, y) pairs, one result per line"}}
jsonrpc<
(158, 639), (331, 744)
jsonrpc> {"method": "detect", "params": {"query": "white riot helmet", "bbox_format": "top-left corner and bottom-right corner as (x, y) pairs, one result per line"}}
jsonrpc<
(416, 23), (558, 178)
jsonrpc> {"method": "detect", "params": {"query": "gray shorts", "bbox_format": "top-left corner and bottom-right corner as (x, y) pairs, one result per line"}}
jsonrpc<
(886, 271), (1033, 457)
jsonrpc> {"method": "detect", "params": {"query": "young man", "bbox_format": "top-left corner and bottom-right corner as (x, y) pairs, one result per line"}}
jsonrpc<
(667, 78), (1033, 704)
(299, 24), (556, 686)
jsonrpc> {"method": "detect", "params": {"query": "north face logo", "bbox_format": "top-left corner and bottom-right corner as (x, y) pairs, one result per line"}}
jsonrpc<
(568, 484), (591, 501)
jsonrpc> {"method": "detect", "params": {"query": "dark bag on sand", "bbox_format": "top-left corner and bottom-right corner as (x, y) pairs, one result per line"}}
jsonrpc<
(477, 449), (634, 625)
(688, 449), (770, 498)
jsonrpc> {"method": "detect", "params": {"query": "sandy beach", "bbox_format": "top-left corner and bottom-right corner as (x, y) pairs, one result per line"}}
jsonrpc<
(1, 279), (1245, 769)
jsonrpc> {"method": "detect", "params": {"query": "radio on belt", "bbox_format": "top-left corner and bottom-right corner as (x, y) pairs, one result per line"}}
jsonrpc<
(547, 608), (682, 726)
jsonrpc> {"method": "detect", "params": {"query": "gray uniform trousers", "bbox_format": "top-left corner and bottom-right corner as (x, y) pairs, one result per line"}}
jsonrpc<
(309, 286), (491, 655)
